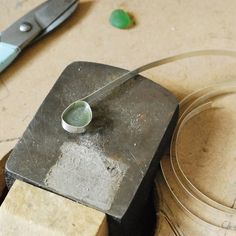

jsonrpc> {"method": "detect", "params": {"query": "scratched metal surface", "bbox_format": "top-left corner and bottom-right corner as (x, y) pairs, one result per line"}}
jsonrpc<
(6, 62), (178, 219)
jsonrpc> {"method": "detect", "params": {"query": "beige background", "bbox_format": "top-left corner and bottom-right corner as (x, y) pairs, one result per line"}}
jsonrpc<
(1, 0), (236, 159)
(1, 1), (236, 235)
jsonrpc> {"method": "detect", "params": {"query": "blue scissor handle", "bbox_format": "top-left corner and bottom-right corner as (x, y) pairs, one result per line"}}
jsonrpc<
(0, 42), (21, 73)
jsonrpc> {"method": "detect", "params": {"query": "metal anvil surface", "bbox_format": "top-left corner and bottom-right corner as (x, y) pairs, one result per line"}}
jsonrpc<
(6, 62), (178, 235)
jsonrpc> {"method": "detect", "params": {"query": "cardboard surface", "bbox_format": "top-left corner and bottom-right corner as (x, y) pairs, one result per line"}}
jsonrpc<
(155, 85), (236, 235)
(1, 0), (236, 159)
(1, 1), (236, 235)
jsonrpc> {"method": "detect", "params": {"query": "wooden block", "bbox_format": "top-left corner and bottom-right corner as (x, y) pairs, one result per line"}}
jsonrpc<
(0, 180), (108, 236)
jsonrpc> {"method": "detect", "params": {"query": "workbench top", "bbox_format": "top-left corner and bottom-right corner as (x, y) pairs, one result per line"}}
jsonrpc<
(1, 0), (236, 158)
(1, 1), (236, 235)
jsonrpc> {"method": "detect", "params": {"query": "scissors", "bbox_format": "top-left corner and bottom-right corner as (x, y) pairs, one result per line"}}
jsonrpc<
(0, 0), (79, 73)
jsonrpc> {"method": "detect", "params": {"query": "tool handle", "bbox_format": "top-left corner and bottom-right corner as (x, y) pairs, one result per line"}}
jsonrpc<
(0, 42), (21, 73)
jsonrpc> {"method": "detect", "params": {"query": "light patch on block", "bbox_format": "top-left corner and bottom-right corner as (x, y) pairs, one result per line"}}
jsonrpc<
(44, 136), (128, 211)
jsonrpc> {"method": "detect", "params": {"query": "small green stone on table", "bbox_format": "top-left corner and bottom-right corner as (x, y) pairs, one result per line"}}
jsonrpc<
(109, 9), (133, 29)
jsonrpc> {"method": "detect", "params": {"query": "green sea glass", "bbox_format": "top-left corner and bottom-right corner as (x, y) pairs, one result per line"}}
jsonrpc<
(109, 9), (133, 29)
(63, 102), (92, 127)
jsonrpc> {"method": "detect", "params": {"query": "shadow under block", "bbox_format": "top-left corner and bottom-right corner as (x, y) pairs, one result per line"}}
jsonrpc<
(0, 154), (8, 198)
(0, 180), (108, 236)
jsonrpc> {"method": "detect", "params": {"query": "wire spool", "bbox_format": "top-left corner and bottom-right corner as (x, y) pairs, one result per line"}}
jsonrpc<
(155, 81), (236, 236)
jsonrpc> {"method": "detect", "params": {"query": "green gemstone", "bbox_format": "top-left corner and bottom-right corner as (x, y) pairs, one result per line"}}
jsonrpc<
(109, 9), (133, 29)
(63, 102), (91, 127)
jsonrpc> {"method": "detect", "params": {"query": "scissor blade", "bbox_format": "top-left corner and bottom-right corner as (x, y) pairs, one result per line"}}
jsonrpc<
(35, 0), (78, 29)
(1, 0), (78, 49)
(34, 1), (79, 41)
